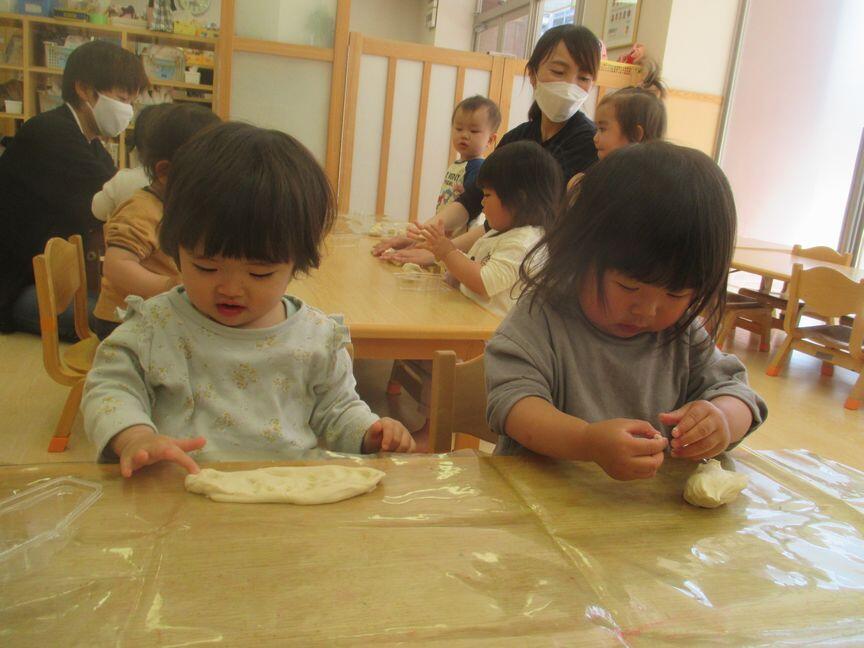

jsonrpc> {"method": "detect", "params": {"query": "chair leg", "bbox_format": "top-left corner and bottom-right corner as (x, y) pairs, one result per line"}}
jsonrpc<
(820, 362), (834, 377)
(49, 379), (84, 452)
(845, 372), (864, 411)
(758, 312), (772, 353)
(386, 361), (403, 395)
(766, 337), (794, 377)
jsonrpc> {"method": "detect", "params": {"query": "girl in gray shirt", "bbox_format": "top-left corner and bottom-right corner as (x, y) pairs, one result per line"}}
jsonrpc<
(485, 142), (767, 480)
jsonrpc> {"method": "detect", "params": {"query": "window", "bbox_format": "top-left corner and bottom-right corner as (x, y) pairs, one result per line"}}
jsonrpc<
(473, 0), (582, 57)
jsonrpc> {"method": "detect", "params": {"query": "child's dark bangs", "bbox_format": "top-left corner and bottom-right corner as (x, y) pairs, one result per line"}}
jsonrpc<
(178, 173), (296, 264)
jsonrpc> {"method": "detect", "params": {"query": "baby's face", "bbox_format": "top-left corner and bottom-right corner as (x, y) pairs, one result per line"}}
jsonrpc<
(451, 108), (496, 160)
(178, 246), (295, 329)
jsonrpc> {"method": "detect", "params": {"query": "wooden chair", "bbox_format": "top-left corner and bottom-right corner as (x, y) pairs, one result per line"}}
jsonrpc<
(32, 235), (100, 451)
(427, 350), (498, 453)
(715, 293), (773, 352)
(739, 244), (853, 317)
(765, 263), (864, 410)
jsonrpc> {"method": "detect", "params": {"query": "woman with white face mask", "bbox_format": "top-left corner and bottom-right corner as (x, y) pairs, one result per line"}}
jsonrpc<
(384, 25), (602, 267)
(0, 40), (148, 341)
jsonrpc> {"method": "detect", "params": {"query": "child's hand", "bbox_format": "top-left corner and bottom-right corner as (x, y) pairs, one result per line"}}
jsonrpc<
(660, 400), (731, 461)
(111, 425), (206, 478)
(408, 222), (457, 261)
(389, 248), (437, 267)
(584, 419), (668, 480)
(362, 418), (416, 453)
(372, 236), (412, 256)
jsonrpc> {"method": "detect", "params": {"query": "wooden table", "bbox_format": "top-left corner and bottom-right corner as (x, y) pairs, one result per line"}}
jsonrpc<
(289, 234), (502, 359)
(735, 236), (793, 252)
(732, 246), (864, 283)
(3, 449), (864, 644)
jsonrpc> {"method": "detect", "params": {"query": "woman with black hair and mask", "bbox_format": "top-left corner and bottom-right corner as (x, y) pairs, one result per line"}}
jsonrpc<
(0, 40), (148, 339)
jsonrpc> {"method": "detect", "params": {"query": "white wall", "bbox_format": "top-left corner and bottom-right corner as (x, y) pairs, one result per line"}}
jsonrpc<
(721, 0), (864, 247)
(430, 0), (476, 51)
(662, 0), (737, 94)
(349, 0), (427, 43)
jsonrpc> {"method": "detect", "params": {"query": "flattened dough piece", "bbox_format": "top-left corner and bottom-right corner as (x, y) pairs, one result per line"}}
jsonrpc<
(185, 466), (386, 504)
(683, 459), (748, 508)
(401, 262), (423, 273)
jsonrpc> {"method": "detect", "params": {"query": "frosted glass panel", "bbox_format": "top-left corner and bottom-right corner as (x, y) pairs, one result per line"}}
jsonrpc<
(417, 65), (459, 223)
(230, 53), (331, 164)
(349, 55), (388, 216)
(384, 60), (423, 222)
(463, 68), (491, 100)
(508, 74), (534, 129)
(236, 0), (337, 47)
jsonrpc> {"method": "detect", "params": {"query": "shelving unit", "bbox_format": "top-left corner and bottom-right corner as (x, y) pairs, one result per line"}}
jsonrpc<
(0, 11), (220, 166)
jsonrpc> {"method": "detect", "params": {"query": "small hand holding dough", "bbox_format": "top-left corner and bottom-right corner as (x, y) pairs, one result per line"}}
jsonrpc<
(185, 465), (385, 504)
(683, 459), (748, 508)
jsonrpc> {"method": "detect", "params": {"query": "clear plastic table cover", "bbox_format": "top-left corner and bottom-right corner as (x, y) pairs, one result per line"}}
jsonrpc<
(1, 448), (863, 645)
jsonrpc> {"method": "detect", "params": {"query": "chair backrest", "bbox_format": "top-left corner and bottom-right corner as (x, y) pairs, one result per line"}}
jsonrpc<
(32, 235), (93, 382)
(428, 350), (498, 453)
(784, 263), (864, 359)
(792, 244), (853, 266)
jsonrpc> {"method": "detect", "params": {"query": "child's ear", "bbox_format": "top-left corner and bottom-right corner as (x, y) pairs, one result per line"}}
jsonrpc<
(74, 81), (96, 106)
(633, 124), (645, 142)
(154, 160), (171, 183)
(486, 131), (498, 152)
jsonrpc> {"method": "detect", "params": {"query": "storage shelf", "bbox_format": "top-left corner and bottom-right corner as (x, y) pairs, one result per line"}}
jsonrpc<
(0, 10), (219, 169)
(148, 77), (213, 91)
(13, 14), (218, 45)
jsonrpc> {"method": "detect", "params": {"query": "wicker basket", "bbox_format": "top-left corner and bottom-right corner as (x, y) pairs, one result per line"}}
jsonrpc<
(596, 60), (643, 90)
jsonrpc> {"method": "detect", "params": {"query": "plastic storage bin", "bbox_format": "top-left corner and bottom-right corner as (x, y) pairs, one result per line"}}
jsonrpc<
(43, 41), (79, 69)
(0, 477), (102, 582)
(18, 0), (53, 16)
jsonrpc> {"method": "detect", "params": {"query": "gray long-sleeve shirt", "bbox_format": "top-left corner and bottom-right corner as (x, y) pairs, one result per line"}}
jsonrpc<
(485, 297), (768, 455)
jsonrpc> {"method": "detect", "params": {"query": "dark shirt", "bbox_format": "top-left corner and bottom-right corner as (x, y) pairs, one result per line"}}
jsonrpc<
(457, 110), (598, 221)
(0, 104), (115, 329)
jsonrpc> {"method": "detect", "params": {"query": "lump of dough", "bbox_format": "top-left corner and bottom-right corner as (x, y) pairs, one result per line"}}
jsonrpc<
(185, 465), (385, 505)
(683, 459), (748, 508)
(368, 222), (383, 236)
(401, 262), (423, 273)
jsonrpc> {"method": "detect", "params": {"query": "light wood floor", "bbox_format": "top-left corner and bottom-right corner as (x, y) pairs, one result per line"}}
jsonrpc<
(1, 327), (862, 469)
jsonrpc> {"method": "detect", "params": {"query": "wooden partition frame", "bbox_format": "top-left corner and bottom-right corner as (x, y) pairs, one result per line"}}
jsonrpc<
(338, 35), (505, 220)
(337, 46), (657, 219)
(217, 0), (351, 188)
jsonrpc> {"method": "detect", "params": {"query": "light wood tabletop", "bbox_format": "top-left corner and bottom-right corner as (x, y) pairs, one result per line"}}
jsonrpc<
(3, 449), (864, 644)
(289, 234), (502, 359)
(735, 236), (793, 252)
(732, 246), (864, 283)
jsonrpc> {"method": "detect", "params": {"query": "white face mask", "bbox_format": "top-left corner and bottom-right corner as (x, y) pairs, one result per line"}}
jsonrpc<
(532, 81), (589, 123)
(90, 93), (134, 138)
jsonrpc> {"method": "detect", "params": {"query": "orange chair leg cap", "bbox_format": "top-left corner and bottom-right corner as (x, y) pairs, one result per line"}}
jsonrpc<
(765, 367), (781, 377)
(844, 398), (861, 410)
(48, 437), (69, 452)
(386, 380), (402, 396)
(821, 364), (835, 377)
